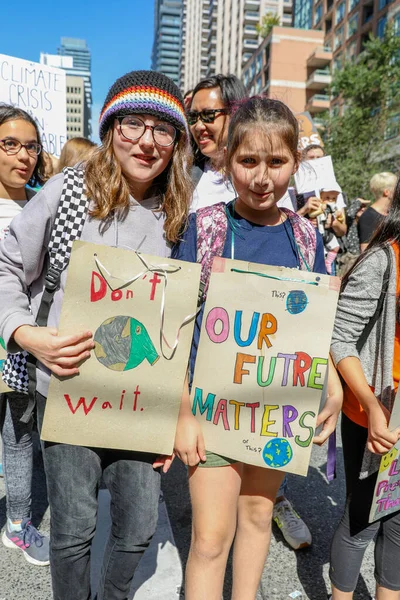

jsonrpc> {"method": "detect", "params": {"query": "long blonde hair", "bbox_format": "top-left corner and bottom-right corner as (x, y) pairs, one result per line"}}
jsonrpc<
(58, 137), (96, 171)
(85, 129), (193, 243)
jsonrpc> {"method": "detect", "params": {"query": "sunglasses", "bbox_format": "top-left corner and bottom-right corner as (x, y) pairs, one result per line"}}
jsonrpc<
(187, 108), (228, 126)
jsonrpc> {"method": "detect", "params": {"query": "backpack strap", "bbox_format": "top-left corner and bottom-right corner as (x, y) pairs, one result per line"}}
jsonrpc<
(21, 168), (89, 423)
(35, 168), (88, 328)
(196, 202), (228, 301)
(280, 207), (317, 272)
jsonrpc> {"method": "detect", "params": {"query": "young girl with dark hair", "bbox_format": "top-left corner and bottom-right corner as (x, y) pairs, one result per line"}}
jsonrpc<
(0, 103), (49, 566)
(173, 96), (342, 600)
(330, 176), (400, 600)
(0, 71), (192, 600)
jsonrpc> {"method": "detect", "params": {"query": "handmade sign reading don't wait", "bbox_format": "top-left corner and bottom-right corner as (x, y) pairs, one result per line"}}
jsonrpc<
(41, 241), (200, 455)
(191, 258), (339, 476)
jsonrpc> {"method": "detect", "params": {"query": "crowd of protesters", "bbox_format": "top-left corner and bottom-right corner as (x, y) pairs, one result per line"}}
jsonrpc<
(0, 67), (398, 600)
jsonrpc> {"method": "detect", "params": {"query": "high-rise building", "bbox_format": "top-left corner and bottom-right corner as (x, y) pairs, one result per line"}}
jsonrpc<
(293, 0), (313, 29)
(151, 0), (183, 85)
(293, 0), (400, 66)
(41, 38), (92, 139)
(180, 0), (210, 92)
(58, 37), (91, 72)
(57, 38), (92, 135)
(290, 0), (400, 134)
(40, 49), (91, 140)
(65, 75), (88, 139)
(180, 0), (294, 92)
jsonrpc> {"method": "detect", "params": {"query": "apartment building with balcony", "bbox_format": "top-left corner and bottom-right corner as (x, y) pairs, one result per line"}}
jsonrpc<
(242, 26), (327, 114)
(179, 0), (295, 93)
(304, 45), (332, 117)
(294, 0), (400, 70)
(152, 0), (183, 86)
(313, 0), (399, 131)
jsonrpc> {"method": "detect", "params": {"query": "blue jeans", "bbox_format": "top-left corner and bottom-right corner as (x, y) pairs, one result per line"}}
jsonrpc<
(36, 393), (161, 600)
(0, 392), (33, 520)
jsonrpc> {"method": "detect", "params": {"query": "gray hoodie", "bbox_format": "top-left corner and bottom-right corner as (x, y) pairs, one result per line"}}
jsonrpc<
(0, 172), (171, 397)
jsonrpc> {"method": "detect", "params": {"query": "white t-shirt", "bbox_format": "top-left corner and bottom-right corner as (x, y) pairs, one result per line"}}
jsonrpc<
(0, 188), (35, 241)
(190, 163), (236, 213)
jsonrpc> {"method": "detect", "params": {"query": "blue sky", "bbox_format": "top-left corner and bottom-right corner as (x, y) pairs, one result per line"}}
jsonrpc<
(0, 0), (155, 141)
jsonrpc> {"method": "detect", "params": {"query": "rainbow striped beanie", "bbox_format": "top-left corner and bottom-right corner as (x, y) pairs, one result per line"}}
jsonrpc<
(99, 70), (188, 141)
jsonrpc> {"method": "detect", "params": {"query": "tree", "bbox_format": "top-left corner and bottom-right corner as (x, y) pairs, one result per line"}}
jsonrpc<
(256, 13), (281, 38)
(320, 24), (400, 200)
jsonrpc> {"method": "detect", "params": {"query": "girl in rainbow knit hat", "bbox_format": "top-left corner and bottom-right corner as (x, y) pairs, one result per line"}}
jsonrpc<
(0, 70), (192, 600)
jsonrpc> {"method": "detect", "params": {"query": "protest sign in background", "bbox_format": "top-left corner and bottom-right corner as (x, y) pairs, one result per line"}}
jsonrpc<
(370, 391), (400, 522)
(296, 112), (324, 150)
(41, 241), (200, 455)
(0, 54), (66, 157)
(191, 258), (339, 476)
(294, 155), (340, 197)
(369, 440), (400, 522)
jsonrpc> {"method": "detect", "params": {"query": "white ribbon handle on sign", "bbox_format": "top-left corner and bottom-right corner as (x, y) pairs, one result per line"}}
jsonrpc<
(94, 252), (197, 360)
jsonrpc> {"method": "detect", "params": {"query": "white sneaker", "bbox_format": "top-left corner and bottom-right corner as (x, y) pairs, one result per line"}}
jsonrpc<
(273, 498), (312, 550)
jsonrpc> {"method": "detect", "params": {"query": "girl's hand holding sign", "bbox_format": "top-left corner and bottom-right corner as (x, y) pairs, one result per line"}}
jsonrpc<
(13, 325), (93, 377)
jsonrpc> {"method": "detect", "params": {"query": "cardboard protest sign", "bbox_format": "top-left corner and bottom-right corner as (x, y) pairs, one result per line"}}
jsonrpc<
(296, 112), (324, 150)
(41, 241), (200, 455)
(0, 54), (66, 157)
(0, 337), (11, 392)
(294, 156), (339, 197)
(191, 258), (339, 476)
(369, 390), (400, 522)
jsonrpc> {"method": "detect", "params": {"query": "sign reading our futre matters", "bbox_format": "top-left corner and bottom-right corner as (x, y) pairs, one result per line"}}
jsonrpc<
(0, 54), (66, 157)
(191, 258), (340, 476)
(41, 241), (201, 456)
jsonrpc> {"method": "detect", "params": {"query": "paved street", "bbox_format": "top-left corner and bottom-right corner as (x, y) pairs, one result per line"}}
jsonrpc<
(0, 421), (376, 600)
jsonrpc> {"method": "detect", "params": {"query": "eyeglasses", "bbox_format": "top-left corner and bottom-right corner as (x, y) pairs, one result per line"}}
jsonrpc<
(0, 138), (42, 157)
(117, 116), (177, 147)
(186, 109), (228, 126)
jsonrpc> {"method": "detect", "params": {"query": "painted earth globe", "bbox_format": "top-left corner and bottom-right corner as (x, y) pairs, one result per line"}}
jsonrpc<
(94, 315), (159, 371)
(262, 438), (293, 468)
(286, 290), (308, 315)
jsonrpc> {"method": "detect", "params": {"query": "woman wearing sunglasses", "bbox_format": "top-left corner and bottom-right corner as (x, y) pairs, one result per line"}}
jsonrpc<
(0, 71), (192, 599)
(0, 103), (49, 566)
(187, 74), (246, 213)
